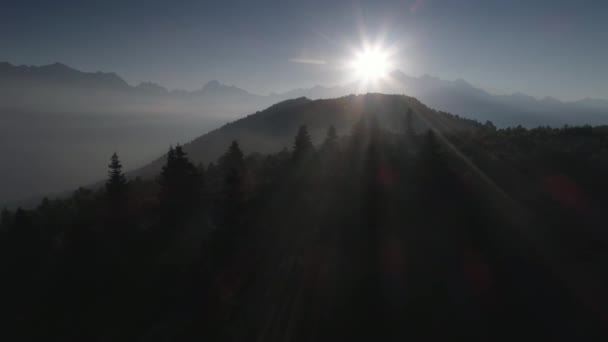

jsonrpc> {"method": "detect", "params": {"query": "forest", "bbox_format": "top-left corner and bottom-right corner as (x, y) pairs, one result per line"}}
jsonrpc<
(1, 111), (608, 341)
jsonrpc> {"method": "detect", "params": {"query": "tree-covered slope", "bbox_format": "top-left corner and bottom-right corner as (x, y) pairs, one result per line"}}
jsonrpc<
(134, 93), (482, 178)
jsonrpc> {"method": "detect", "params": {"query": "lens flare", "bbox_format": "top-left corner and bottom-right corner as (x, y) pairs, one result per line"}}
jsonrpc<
(350, 48), (391, 81)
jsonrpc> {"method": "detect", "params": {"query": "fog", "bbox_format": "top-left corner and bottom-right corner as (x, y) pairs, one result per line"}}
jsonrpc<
(2, 62), (607, 205)
(0, 110), (220, 204)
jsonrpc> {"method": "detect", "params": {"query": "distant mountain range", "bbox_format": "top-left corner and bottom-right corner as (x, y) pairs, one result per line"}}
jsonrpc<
(277, 71), (608, 127)
(2, 62), (607, 126)
(0, 62), (277, 205)
(0, 62), (272, 118)
(1, 61), (607, 205)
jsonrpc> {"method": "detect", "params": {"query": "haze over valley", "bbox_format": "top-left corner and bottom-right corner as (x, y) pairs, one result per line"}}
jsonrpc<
(2, 62), (607, 204)
(2, 1), (608, 340)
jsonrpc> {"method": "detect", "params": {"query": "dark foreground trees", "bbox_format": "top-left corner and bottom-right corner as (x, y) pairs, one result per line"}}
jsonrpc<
(0, 119), (607, 341)
(106, 153), (128, 203)
(159, 145), (203, 221)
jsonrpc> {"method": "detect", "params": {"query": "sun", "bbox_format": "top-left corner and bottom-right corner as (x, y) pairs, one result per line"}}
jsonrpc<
(350, 47), (391, 81)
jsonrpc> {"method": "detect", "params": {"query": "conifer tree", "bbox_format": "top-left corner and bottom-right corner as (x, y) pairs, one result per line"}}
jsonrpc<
(321, 125), (339, 153)
(106, 152), (128, 202)
(219, 141), (245, 195)
(219, 141), (245, 176)
(0, 207), (11, 230)
(320, 126), (340, 179)
(218, 141), (247, 226)
(159, 144), (202, 218)
(12, 207), (35, 244)
(292, 125), (314, 162)
(483, 120), (497, 132)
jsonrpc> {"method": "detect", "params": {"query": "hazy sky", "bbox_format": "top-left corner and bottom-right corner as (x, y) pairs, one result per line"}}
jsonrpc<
(1, 0), (606, 100)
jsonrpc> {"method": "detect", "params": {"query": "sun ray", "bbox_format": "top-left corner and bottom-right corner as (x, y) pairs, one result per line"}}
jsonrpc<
(351, 48), (391, 81)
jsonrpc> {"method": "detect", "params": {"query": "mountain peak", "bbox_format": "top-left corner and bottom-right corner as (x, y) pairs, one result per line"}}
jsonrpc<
(133, 93), (481, 179)
(198, 80), (251, 97)
(136, 81), (168, 94)
(0, 62), (130, 89)
(49, 62), (71, 69)
(38, 62), (79, 74)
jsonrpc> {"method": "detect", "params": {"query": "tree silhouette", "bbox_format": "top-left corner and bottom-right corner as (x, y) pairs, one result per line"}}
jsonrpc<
(106, 152), (128, 204)
(292, 125), (314, 162)
(483, 120), (497, 132)
(0, 207), (11, 229)
(321, 125), (339, 154)
(1, 115), (608, 341)
(219, 141), (245, 176)
(159, 144), (202, 221)
(219, 141), (246, 223)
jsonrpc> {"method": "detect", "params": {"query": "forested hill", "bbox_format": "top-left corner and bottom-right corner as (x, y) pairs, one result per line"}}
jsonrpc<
(1, 115), (607, 340)
(133, 93), (482, 178)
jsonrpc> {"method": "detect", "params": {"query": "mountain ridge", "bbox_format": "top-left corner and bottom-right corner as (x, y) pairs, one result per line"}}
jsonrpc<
(2, 61), (608, 204)
(131, 93), (482, 179)
(2, 61), (607, 118)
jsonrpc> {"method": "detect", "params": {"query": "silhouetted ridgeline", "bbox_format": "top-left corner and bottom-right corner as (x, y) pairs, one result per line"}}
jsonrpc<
(2, 62), (608, 204)
(132, 93), (482, 179)
(1, 103), (607, 340)
(0, 62), (277, 204)
(3, 62), (607, 126)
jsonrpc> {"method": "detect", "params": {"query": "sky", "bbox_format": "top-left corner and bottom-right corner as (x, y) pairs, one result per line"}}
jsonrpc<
(1, 0), (607, 101)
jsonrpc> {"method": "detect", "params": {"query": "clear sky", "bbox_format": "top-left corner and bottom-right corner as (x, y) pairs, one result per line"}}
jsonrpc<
(1, 0), (606, 100)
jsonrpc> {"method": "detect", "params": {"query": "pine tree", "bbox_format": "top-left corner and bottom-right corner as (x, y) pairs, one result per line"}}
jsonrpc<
(483, 120), (496, 132)
(0, 207), (11, 230)
(159, 145), (176, 191)
(12, 207), (34, 243)
(219, 141), (245, 175)
(159, 144), (203, 219)
(106, 152), (128, 202)
(349, 117), (367, 153)
(292, 125), (314, 162)
(166, 145), (176, 168)
(174, 144), (188, 164)
(218, 141), (246, 226)
(219, 142), (245, 193)
(320, 126), (340, 179)
(321, 125), (339, 153)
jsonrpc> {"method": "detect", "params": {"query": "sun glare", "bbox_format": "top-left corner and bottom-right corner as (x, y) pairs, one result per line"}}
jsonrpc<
(351, 48), (391, 81)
